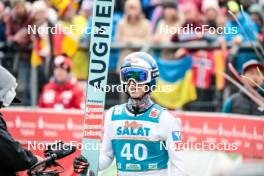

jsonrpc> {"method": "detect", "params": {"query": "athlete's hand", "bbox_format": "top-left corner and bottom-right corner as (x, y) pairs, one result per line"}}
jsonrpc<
(73, 155), (89, 174)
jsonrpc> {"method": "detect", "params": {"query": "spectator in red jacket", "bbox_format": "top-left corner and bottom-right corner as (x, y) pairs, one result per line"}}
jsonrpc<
(38, 55), (85, 110)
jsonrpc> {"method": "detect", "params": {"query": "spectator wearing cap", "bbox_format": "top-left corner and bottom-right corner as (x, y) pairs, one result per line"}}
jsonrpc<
(0, 65), (43, 176)
(202, 0), (219, 29)
(116, 0), (152, 71)
(38, 55), (85, 110)
(30, 0), (57, 96)
(4, 0), (33, 105)
(31, 0), (51, 59)
(222, 60), (264, 115)
(200, 0), (224, 42)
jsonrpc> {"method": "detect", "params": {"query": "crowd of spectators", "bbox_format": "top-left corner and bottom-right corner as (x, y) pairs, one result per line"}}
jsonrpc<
(0, 0), (263, 114)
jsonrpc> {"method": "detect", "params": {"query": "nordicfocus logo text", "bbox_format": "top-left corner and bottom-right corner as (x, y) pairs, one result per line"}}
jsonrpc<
(92, 84), (172, 93)
(27, 140), (238, 152)
(161, 140), (238, 151)
(159, 24), (238, 35)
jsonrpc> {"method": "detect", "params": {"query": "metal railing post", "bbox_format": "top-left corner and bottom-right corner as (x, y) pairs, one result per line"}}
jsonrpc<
(31, 66), (38, 106)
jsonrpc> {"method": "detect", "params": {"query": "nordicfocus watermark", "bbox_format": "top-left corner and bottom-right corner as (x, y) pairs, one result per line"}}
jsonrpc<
(161, 140), (238, 151)
(159, 24), (238, 35)
(27, 24), (106, 35)
(92, 84), (172, 93)
(27, 140), (238, 152)
(28, 141), (100, 151)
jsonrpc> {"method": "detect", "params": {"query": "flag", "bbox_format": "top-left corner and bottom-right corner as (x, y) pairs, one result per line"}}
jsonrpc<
(213, 50), (227, 90)
(30, 25), (78, 68)
(192, 50), (214, 89)
(31, 37), (44, 67)
(50, 0), (78, 17)
(52, 29), (78, 57)
(152, 56), (197, 109)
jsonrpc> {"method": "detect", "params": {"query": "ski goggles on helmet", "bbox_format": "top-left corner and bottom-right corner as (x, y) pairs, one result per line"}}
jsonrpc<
(120, 67), (152, 84)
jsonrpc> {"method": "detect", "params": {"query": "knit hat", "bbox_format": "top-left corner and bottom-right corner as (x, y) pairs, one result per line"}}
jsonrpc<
(243, 59), (264, 74)
(202, 0), (219, 12)
(249, 4), (264, 22)
(31, 0), (48, 15)
(54, 55), (72, 72)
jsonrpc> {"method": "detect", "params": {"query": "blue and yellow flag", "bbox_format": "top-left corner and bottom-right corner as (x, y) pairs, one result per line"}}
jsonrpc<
(152, 56), (197, 109)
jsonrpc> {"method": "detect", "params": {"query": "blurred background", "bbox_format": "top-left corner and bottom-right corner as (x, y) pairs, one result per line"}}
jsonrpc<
(0, 0), (263, 113)
(0, 0), (263, 175)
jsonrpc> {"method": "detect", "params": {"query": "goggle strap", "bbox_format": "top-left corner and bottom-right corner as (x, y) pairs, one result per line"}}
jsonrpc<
(152, 69), (159, 78)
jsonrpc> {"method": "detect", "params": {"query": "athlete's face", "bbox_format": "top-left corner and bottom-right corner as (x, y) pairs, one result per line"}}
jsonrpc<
(127, 80), (145, 99)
